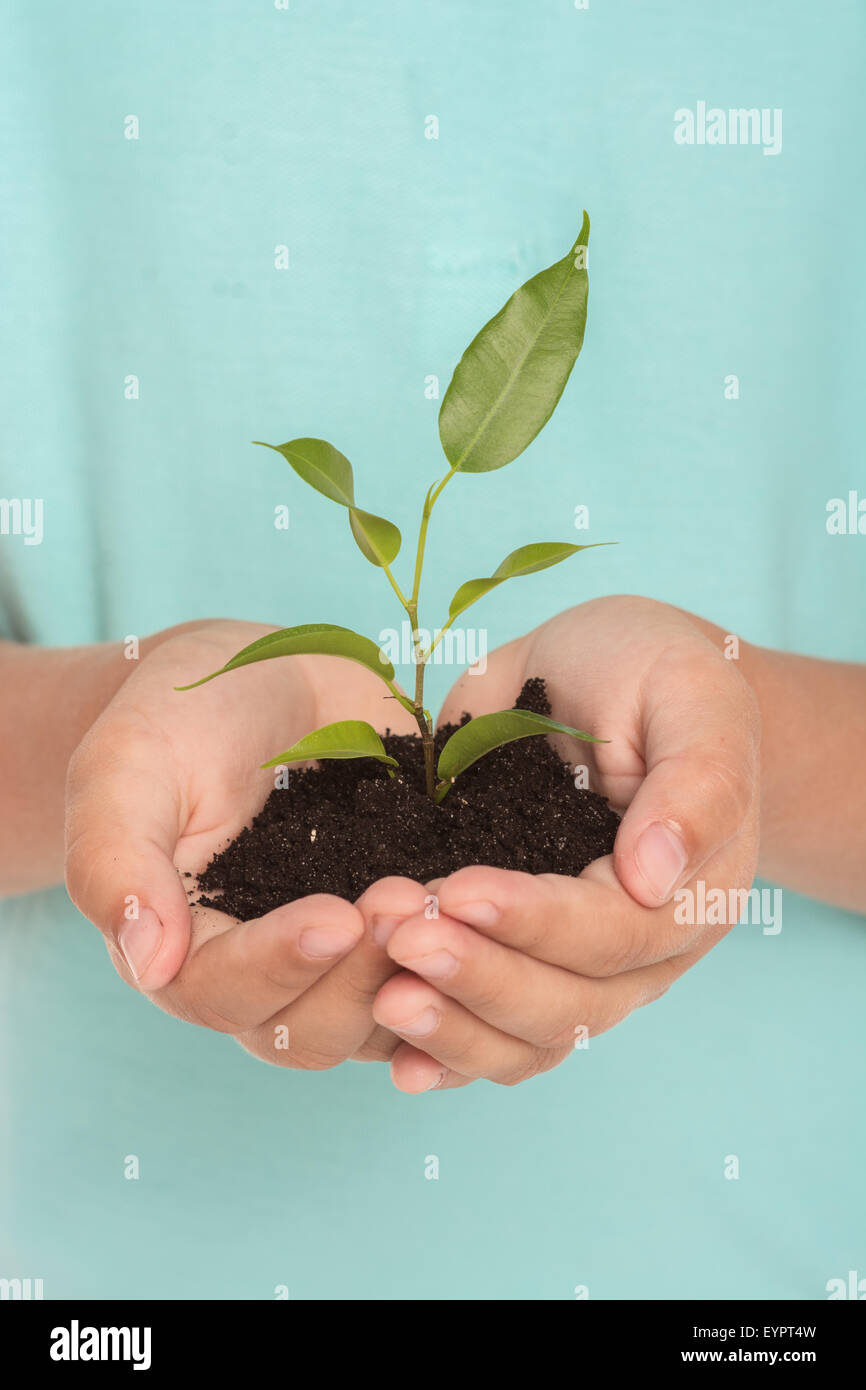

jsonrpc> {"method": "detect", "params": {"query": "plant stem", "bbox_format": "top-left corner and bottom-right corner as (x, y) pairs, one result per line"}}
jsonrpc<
(421, 614), (455, 662)
(383, 675), (416, 715)
(382, 562), (410, 610)
(405, 469), (458, 797)
(410, 466), (457, 606)
(381, 469), (457, 800)
(407, 599), (436, 798)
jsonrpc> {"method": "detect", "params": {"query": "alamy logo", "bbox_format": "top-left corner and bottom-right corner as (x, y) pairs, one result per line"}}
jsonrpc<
(826, 491), (866, 535)
(0, 497), (43, 545)
(674, 102), (782, 156)
(826, 1270), (866, 1299)
(50, 1320), (152, 1371)
(378, 620), (487, 672)
(0, 1277), (43, 1299)
(674, 882), (782, 935)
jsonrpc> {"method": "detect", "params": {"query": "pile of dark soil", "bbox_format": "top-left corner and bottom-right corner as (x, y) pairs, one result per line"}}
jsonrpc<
(196, 677), (619, 919)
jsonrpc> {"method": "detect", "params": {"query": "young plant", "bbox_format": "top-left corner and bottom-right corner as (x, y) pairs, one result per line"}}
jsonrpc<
(178, 212), (612, 802)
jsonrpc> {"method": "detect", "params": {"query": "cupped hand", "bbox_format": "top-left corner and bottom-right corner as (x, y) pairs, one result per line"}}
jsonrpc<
(365, 595), (761, 1092)
(64, 620), (416, 1068)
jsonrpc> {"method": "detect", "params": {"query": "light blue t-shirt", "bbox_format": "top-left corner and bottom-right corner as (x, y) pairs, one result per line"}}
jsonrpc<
(1, 0), (864, 1298)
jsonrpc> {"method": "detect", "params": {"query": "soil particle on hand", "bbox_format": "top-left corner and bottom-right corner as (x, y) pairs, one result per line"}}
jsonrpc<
(196, 677), (619, 920)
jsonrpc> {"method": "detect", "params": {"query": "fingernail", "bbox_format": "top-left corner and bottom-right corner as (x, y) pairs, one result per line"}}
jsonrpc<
(118, 908), (163, 981)
(452, 900), (499, 928)
(424, 1070), (446, 1091)
(634, 822), (688, 901)
(395, 1005), (440, 1037)
(402, 949), (458, 981)
(371, 915), (402, 947)
(300, 925), (358, 959)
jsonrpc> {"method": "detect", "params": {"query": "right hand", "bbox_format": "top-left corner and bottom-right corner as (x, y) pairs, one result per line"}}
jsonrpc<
(64, 620), (416, 1069)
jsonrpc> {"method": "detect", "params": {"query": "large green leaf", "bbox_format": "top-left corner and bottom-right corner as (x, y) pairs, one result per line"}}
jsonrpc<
(447, 540), (607, 623)
(261, 720), (398, 772)
(438, 211), (590, 473)
(174, 623), (411, 711)
(435, 707), (604, 802)
(254, 437), (401, 567)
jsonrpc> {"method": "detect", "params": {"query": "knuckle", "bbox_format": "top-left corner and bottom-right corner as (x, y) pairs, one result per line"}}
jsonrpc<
(260, 960), (307, 997)
(466, 973), (509, 1018)
(641, 980), (672, 1008)
(65, 728), (107, 795)
(535, 1011), (583, 1051)
(434, 1029), (478, 1075)
(699, 756), (754, 831)
(63, 834), (92, 908)
(64, 833), (115, 921)
(636, 963), (680, 1011)
(181, 994), (243, 1034)
(592, 997), (637, 1037)
(331, 970), (377, 1012)
(351, 1035), (398, 1062)
(283, 1042), (342, 1072)
(499, 1048), (552, 1087)
(592, 917), (649, 977)
(167, 969), (244, 1033)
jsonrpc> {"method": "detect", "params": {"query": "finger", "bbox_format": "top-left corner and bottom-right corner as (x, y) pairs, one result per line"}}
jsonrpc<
(65, 717), (191, 990)
(159, 894), (364, 1033)
(612, 644), (760, 906)
(386, 911), (631, 1045)
(354, 874), (431, 948)
(433, 863), (701, 976)
(389, 1042), (474, 1093)
(350, 1026), (401, 1062)
(373, 972), (549, 1086)
(390, 906), (699, 1039)
(239, 902), (402, 1066)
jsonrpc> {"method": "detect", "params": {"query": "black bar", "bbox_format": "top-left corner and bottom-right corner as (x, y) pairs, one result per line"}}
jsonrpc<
(2, 1297), (863, 1374)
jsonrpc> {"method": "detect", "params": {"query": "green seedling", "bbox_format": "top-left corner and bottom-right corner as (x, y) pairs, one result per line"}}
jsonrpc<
(178, 212), (613, 801)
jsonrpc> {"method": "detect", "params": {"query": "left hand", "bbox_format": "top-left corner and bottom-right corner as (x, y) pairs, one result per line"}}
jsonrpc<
(364, 596), (762, 1092)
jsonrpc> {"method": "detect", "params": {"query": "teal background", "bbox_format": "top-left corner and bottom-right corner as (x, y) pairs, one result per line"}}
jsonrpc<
(1, 0), (864, 1298)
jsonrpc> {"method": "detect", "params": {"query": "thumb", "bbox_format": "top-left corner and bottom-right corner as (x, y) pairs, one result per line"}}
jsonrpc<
(64, 725), (191, 990)
(612, 651), (760, 907)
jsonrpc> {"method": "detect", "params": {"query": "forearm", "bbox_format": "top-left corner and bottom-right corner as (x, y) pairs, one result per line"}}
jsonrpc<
(0, 623), (209, 896)
(689, 616), (866, 912)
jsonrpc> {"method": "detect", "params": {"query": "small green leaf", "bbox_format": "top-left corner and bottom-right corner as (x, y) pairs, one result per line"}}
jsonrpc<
(254, 438), (355, 506)
(439, 211), (590, 473)
(255, 438), (401, 568)
(447, 540), (611, 623)
(261, 720), (398, 772)
(435, 707), (605, 802)
(174, 622), (403, 697)
(349, 507), (402, 567)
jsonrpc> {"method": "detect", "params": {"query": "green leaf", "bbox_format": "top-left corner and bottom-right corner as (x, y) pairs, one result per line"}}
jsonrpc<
(254, 438), (355, 506)
(447, 540), (610, 623)
(349, 507), (402, 567)
(435, 707), (605, 802)
(255, 437), (401, 567)
(438, 211), (590, 473)
(174, 622), (405, 701)
(261, 720), (398, 772)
